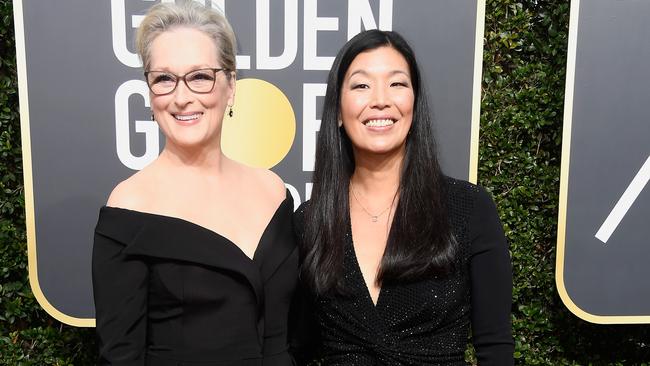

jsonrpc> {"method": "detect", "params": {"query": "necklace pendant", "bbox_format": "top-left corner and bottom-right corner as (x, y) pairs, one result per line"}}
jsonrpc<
(371, 215), (378, 222)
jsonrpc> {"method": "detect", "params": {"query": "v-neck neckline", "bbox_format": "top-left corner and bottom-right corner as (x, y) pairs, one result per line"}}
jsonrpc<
(347, 216), (385, 309)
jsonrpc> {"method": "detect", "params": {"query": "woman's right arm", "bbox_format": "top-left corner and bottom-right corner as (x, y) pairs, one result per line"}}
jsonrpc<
(93, 229), (148, 365)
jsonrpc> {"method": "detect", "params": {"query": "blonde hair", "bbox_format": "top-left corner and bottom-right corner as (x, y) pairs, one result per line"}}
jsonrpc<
(135, 1), (236, 76)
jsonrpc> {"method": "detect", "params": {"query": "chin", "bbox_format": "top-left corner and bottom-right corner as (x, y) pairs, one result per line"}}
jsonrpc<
(167, 131), (213, 148)
(355, 145), (403, 157)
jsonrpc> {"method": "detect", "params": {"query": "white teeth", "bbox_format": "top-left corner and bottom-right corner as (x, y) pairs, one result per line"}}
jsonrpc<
(174, 113), (201, 121)
(365, 119), (395, 127)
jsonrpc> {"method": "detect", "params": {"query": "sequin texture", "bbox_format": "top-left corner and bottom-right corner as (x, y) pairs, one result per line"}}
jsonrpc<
(294, 178), (513, 365)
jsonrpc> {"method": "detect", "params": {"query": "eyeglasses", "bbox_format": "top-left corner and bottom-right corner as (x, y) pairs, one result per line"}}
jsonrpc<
(144, 68), (229, 96)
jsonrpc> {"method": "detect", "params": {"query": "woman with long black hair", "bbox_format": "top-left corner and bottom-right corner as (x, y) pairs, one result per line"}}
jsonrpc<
(295, 30), (513, 365)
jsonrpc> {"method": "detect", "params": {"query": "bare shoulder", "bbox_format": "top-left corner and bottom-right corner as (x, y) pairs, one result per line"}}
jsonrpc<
(106, 170), (152, 210)
(238, 164), (286, 202)
(259, 168), (286, 198)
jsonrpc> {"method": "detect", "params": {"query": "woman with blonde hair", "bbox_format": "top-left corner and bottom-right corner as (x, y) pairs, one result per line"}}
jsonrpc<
(92, 2), (298, 365)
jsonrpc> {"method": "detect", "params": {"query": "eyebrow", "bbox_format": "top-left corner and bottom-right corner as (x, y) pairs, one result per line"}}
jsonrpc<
(348, 69), (410, 78)
(148, 65), (214, 72)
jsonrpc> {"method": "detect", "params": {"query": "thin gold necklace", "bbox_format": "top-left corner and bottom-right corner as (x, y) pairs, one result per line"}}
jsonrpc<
(350, 182), (397, 222)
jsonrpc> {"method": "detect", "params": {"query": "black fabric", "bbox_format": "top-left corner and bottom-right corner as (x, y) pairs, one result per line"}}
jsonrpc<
(293, 178), (514, 365)
(92, 191), (298, 366)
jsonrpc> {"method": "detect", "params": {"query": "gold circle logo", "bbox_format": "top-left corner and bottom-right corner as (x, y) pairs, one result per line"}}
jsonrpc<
(222, 78), (296, 168)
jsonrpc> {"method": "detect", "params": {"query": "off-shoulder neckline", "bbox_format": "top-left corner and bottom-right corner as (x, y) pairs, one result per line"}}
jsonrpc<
(100, 189), (292, 261)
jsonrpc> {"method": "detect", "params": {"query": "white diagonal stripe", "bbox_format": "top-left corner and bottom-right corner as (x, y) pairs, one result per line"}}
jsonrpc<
(596, 155), (650, 243)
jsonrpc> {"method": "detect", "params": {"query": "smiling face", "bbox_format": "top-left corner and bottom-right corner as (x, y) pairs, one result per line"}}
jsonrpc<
(340, 46), (414, 159)
(148, 27), (235, 150)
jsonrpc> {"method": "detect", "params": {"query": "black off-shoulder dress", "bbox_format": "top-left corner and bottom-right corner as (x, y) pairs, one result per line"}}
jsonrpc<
(92, 192), (298, 366)
(293, 179), (514, 365)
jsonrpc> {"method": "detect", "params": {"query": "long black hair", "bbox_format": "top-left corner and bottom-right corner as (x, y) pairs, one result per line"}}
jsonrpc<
(301, 30), (455, 296)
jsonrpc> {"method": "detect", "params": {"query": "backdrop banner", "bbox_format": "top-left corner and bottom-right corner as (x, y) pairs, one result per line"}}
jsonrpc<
(557, 0), (650, 324)
(14, 0), (484, 326)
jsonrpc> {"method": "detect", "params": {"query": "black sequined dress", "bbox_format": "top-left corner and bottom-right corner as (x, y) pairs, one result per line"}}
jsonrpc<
(293, 179), (513, 365)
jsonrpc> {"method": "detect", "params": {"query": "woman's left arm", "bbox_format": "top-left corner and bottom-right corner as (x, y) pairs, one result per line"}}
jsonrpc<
(469, 186), (514, 366)
(288, 202), (320, 365)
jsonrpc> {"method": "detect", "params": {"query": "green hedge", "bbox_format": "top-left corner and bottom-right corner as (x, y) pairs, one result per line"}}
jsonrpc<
(1, 0), (648, 365)
(0, 1), (96, 364)
(481, 1), (650, 365)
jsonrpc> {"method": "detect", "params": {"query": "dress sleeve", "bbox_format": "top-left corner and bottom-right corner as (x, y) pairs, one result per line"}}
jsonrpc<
(289, 201), (320, 365)
(288, 283), (320, 365)
(93, 228), (148, 365)
(468, 186), (514, 365)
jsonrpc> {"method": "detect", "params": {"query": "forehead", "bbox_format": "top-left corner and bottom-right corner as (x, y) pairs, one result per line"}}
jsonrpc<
(345, 46), (410, 78)
(149, 27), (218, 71)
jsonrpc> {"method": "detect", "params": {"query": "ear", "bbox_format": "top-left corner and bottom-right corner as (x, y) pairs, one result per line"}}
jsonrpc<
(227, 71), (236, 107)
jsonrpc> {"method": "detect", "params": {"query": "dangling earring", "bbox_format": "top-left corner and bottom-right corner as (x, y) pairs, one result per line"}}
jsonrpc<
(151, 113), (155, 121)
(338, 119), (343, 127)
(228, 106), (234, 118)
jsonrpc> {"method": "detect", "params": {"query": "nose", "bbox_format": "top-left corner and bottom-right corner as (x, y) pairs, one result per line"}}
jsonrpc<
(370, 85), (390, 109)
(173, 79), (193, 106)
